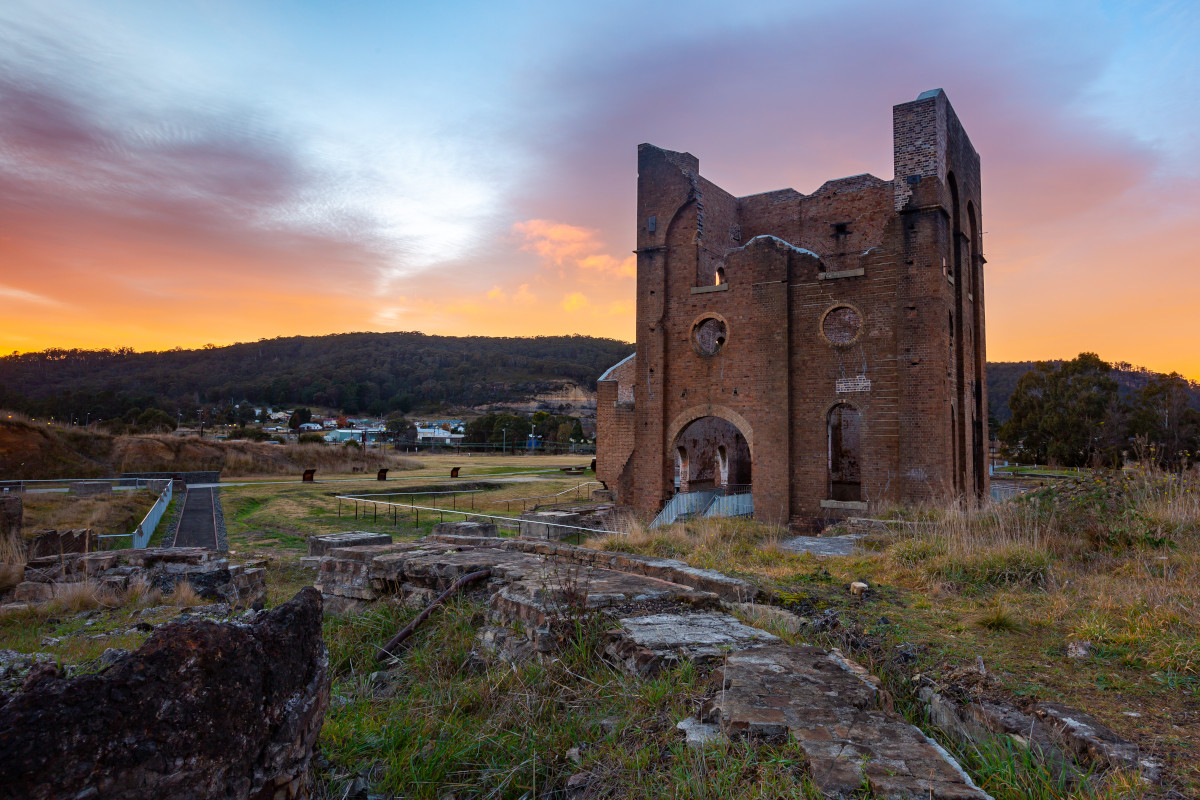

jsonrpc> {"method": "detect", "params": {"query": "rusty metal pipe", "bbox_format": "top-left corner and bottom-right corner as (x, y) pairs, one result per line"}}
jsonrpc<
(375, 568), (491, 662)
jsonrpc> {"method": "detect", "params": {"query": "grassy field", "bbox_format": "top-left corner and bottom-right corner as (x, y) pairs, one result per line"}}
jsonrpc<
(18, 489), (159, 545)
(225, 451), (593, 483)
(219, 458), (601, 559)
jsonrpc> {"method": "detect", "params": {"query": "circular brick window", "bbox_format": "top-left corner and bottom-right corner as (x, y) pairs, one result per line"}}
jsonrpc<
(821, 305), (862, 346)
(692, 316), (727, 356)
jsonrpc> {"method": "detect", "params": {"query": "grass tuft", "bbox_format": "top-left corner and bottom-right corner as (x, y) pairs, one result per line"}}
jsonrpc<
(166, 580), (202, 607)
(975, 601), (1023, 632)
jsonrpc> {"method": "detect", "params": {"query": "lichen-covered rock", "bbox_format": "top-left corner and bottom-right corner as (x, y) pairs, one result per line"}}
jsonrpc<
(0, 587), (329, 800)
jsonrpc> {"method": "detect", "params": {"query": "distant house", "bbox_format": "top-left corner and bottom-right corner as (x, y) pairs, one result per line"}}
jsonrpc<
(416, 427), (465, 444)
(325, 428), (386, 444)
(321, 420), (338, 429)
(299, 422), (323, 432)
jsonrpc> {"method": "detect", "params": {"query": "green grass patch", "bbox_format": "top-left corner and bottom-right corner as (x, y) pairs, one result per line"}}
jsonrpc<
(318, 600), (825, 799)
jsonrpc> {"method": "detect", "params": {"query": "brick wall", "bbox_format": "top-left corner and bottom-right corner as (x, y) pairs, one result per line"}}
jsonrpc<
(598, 91), (987, 527)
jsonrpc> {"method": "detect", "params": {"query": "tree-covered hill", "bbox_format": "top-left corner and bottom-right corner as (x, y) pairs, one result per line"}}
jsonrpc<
(988, 360), (1200, 422)
(0, 333), (635, 421)
(4, 333), (1195, 428)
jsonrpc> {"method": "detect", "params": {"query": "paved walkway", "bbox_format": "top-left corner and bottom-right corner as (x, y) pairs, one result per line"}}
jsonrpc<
(170, 487), (226, 550)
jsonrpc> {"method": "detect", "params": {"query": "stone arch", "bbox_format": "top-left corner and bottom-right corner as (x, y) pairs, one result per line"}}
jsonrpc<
(666, 405), (755, 457)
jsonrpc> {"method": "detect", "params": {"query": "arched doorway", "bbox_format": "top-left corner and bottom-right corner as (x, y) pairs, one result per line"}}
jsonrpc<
(673, 416), (751, 494)
(828, 403), (862, 501)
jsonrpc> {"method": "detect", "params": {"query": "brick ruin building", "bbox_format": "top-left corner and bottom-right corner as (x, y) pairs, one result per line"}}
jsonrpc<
(596, 89), (987, 527)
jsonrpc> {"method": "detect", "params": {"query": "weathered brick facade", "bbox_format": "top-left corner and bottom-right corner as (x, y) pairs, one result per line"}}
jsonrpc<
(596, 90), (987, 527)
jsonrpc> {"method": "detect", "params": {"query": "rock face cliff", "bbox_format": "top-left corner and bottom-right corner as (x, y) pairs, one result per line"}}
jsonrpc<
(0, 587), (329, 800)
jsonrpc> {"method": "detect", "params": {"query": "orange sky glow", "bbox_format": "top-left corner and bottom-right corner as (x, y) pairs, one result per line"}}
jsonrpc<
(1, 1), (1198, 380)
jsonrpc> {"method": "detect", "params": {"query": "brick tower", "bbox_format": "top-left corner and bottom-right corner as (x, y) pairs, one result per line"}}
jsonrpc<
(596, 89), (987, 527)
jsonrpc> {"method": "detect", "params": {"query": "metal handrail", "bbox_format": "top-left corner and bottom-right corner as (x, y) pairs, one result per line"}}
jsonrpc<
(489, 481), (602, 512)
(97, 480), (174, 547)
(332, 493), (620, 542)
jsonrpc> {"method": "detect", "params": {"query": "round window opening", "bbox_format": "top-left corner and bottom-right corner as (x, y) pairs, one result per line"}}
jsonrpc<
(822, 305), (862, 346)
(692, 317), (727, 356)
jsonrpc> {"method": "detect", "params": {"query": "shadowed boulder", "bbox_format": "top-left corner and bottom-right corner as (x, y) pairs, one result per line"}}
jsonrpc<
(0, 587), (329, 800)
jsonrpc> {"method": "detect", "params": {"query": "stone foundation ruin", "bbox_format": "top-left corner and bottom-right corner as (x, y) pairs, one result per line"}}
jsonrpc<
(312, 525), (1164, 796)
(9, 547), (265, 607)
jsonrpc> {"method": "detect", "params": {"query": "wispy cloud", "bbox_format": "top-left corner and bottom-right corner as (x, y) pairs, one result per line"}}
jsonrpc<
(0, 285), (64, 306)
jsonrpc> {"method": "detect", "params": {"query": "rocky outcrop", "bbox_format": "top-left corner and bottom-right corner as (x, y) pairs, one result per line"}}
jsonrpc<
(0, 587), (330, 800)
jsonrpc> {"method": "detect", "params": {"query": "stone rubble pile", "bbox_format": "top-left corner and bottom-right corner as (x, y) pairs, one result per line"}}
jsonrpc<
(8, 547), (265, 608)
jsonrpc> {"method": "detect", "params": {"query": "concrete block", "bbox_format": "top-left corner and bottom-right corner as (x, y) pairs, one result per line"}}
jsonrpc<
(431, 520), (498, 538)
(518, 511), (583, 541)
(307, 532), (393, 557)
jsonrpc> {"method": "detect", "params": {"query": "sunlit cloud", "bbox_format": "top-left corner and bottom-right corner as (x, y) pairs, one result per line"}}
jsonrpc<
(561, 292), (590, 312)
(514, 219), (635, 278)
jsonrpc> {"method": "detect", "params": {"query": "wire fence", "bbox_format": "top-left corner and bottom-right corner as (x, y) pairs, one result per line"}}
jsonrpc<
(334, 480), (613, 544)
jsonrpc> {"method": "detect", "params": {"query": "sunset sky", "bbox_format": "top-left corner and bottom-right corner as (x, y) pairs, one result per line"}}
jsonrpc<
(1, 1), (1198, 378)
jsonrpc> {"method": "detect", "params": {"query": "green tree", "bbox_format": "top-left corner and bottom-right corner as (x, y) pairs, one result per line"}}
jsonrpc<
(385, 411), (417, 448)
(287, 407), (313, 429)
(999, 353), (1123, 467)
(1127, 373), (1200, 468)
(136, 408), (177, 433)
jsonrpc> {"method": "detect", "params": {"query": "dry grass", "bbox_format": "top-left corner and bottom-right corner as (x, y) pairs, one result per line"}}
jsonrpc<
(165, 580), (202, 606)
(591, 470), (1200, 791)
(0, 533), (28, 566)
(43, 577), (174, 613)
(586, 517), (806, 580)
(888, 502), (1055, 588)
(123, 575), (162, 607)
(20, 490), (158, 538)
(0, 416), (430, 480)
(48, 580), (120, 613)
(112, 435), (426, 477)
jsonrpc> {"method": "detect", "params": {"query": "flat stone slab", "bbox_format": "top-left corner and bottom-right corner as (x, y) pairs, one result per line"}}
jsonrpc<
(780, 534), (862, 556)
(431, 521), (498, 538)
(607, 613), (778, 676)
(308, 531), (393, 557)
(715, 645), (990, 799)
